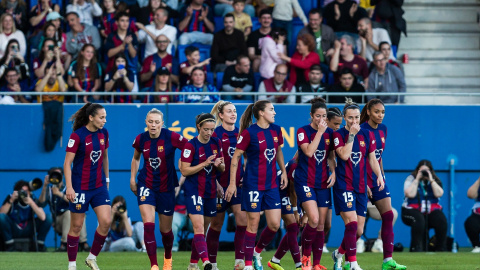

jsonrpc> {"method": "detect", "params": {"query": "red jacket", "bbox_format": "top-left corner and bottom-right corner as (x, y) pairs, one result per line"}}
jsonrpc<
(288, 51), (320, 85)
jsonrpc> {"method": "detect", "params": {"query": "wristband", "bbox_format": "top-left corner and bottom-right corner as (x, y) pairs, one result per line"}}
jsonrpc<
(106, 178), (110, 183)
(292, 207), (298, 211)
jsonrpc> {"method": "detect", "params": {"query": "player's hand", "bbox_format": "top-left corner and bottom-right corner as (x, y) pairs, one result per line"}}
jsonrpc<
(317, 119), (328, 134)
(300, 212), (308, 227)
(203, 155), (216, 167)
(326, 172), (336, 188)
(350, 123), (360, 135)
(214, 157), (224, 167)
(216, 181), (224, 198)
(377, 175), (385, 191)
(130, 180), (137, 195)
(224, 184), (236, 202)
(367, 186), (372, 199)
(66, 187), (76, 203)
(294, 210), (300, 224)
(280, 173), (288, 190)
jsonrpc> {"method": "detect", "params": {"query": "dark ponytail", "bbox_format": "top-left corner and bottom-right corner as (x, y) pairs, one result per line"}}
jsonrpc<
(360, 98), (384, 124)
(239, 100), (271, 135)
(69, 103), (105, 131)
(310, 97), (327, 115)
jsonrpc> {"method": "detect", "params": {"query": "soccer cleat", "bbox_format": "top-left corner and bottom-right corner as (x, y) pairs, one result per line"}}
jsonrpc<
(301, 255), (312, 270)
(313, 265), (327, 270)
(382, 259), (407, 270)
(267, 260), (284, 270)
(163, 257), (172, 270)
(331, 249), (343, 270)
(234, 259), (245, 270)
(295, 268), (302, 270)
(356, 238), (365, 254)
(85, 258), (100, 270)
(151, 265), (159, 270)
(343, 262), (363, 270)
(253, 254), (264, 270)
(211, 263), (219, 270)
(68, 266), (76, 270)
(472, 246), (480, 253)
(371, 239), (383, 253)
(188, 263), (200, 270)
(203, 260), (213, 270)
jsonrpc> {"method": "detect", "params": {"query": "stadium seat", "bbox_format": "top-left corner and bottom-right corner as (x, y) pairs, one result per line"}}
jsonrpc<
(216, 71), (224, 91)
(206, 71), (214, 86)
(214, 16), (224, 33)
(252, 17), (261, 31)
(299, 0), (318, 16)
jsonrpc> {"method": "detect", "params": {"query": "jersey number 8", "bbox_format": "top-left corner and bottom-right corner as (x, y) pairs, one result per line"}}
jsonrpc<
(73, 193), (85, 204)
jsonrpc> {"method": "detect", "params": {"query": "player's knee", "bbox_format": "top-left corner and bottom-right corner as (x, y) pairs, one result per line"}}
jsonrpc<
(309, 216), (319, 228)
(317, 224), (325, 231)
(70, 223), (83, 234)
(210, 219), (223, 231)
(356, 228), (364, 238)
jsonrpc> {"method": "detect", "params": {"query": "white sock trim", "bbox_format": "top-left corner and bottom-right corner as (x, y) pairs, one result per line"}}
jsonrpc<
(271, 256), (280, 263)
(86, 253), (96, 260)
(383, 257), (392, 263)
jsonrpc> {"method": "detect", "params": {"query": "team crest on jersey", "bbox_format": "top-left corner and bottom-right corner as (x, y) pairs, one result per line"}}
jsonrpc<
(204, 165), (212, 174)
(286, 205), (291, 211)
(183, 149), (191, 158)
(298, 132), (304, 141)
(350, 152), (362, 167)
(149, 158), (161, 170)
(100, 139), (105, 145)
(158, 146), (164, 152)
(314, 150), (326, 164)
(360, 141), (365, 147)
(325, 139), (330, 145)
(381, 137), (385, 143)
(196, 205), (201, 211)
(76, 204), (81, 210)
(213, 149), (218, 155)
(374, 149), (383, 161)
(90, 150), (102, 164)
(251, 203), (257, 209)
(264, 148), (276, 163)
(68, 139), (75, 148)
(306, 192), (312, 198)
(274, 137), (278, 143)
(346, 202), (353, 208)
(140, 196), (146, 202)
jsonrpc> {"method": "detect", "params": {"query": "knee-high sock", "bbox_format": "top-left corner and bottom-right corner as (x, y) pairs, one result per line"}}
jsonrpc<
(244, 231), (257, 266)
(144, 223), (158, 266)
(190, 238), (199, 263)
(381, 210), (394, 259)
(287, 223), (301, 264)
(234, 225), (247, 260)
(344, 222), (358, 263)
(193, 234), (209, 262)
(67, 235), (79, 262)
(338, 234), (360, 256)
(312, 231), (325, 266)
(254, 227), (277, 254)
(206, 228), (221, 263)
(273, 231), (290, 260)
(301, 224), (317, 257)
(90, 230), (107, 256)
(161, 230), (174, 260)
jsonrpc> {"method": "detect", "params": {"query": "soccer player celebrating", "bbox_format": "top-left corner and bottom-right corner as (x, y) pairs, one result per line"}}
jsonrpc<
(295, 97), (336, 270)
(208, 101), (247, 270)
(64, 103), (111, 270)
(225, 100), (288, 270)
(359, 99), (406, 270)
(331, 98), (384, 270)
(130, 108), (188, 270)
(180, 113), (225, 270)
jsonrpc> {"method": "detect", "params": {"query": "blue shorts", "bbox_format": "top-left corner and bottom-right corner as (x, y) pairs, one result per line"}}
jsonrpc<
(216, 187), (242, 213)
(295, 183), (332, 209)
(137, 182), (175, 216)
(369, 184), (391, 204)
(333, 189), (368, 217)
(69, 186), (110, 213)
(280, 188), (294, 215)
(185, 192), (217, 217)
(242, 187), (281, 212)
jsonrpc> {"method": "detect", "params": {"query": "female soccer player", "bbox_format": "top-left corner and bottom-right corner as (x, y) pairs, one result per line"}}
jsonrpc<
(207, 101), (247, 270)
(64, 103), (111, 270)
(295, 97), (336, 270)
(180, 113), (225, 270)
(330, 98), (384, 270)
(359, 99), (406, 270)
(225, 100), (288, 270)
(130, 108), (188, 270)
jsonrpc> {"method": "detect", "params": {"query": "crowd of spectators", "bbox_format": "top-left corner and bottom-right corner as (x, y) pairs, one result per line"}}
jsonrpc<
(0, 0), (407, 104)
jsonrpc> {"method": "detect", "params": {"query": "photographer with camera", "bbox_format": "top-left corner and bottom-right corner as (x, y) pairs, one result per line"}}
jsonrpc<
(103, 196), (145, 252)
(0, 179), (52, 251)
(401, 159), (447, 252)
(38, 167), (90, 252)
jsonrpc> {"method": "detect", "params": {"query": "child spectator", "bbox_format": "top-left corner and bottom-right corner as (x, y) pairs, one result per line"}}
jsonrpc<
(99, 0), (116, 38)
(179, 46), (210, 88)
(105, 12), (138, 74)
(0, 68), (29, 103)
(100, 2), (139, 39)
(258, 27), (286, 79)
(231, 0), (252, 38)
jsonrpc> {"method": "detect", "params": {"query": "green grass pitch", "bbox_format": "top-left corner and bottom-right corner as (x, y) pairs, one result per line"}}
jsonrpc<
(0, 249), (479, 270)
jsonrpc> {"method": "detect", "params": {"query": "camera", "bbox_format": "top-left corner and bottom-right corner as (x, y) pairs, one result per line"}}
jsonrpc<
(117, 204), (126, 213)
(48, 45), (55, 51)
(18, 189), (28, 200)
(421, 170), (429, 178)
(29, 178), (43, 191)
(49, 170), (63, 186)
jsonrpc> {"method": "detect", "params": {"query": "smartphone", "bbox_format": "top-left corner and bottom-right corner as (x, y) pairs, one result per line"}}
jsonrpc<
(11, 45), (18, 53)
(118, 64), (125, 70)
(48, 45), (55, 51)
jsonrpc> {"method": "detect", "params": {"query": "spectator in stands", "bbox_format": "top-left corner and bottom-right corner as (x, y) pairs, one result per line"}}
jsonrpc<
(179, 67), (219, 103)
(68, 44), (102, 103)
(327, 67), (365, 103)
(0, 14), (26, 58)
(28, 0), (60, 35)
(137, 0), (179, 26)
(214, 0), (255, 17)
(144, 66), (174, 103)
(103, 196), (146, 252)
(100, 2), (140, 38)
(254, 0), (274, 16)
(367, 51), (406, 103)
(38, 167), (90, 252)
(465, 176), (480, 253)
(278, 33), (320, 87)
(272, 0), (308, 50)
(402, 160), (447, 252)
(211, 13), (247, 72)
(324, 0), (367, 36)
(330, 35), (369, 86)
(0, 180), (51, 251)
(140, 34), (176, 90)
(66, 0), (102, 26)
(33, 39), (64, 79)
(35, 61), (67, 102)
(65, 11), (101, 59)
(105, 12), (138, 75)
(378, 41), (403, 74)
(247, 9), (274, 72)
(298, 8), (336, 67)
(136, 7), (177, 58)
(296, 64), (325, 103)
(258, 63), (295, 103)
(371, 0), (406, 47)
(0, 68), (29, 103)
(356, 17), (394, 63)
(39, 20), (71, 72)
(0, 39), (29, 85)
(221, 55), (254, 101)
(100, 0), (116, 38)
(178, 0), (214, 45)
(0, 0), (28, 33)
(258, 27), (285, 79)
(104, 53), (135, 103)
(231, 0), (252, 38)
(179, 45), (210, 88)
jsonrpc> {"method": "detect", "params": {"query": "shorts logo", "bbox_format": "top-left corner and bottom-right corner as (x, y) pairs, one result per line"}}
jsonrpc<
(76, 204), (82, 210)
(204, 165), (212, 175)
(350, 152), (362, 167)
(228, 147), (236, 158)
(183, 149), (191, 158)
(273, 137), (278, 143)
(251, 203), (257, 209)
(264, 148), (276, 163)
(306, 192), (312, 198)
(158, 146), (164, 152)
(68, 139), (75, 148)
(346, 202), (353, 208)
(298, 132), (304, 142)
(238, 136), (243, 144)
(286, 205), (291, 211)
(140, 196), (146, 202)
(381, 137), (385, 143)
(360, 141), (365, 147)
(100, 139), (105, 145)
(196, 205), (201, 211)
(149, 157), (161, 170)
(216, 203), (222, 210)
(314, 150), (326, 164)
(325, 139), (330, 145)
(90, 150), (102, 164)
(374, 149), (383, 161)
(334, 138), (340, 146)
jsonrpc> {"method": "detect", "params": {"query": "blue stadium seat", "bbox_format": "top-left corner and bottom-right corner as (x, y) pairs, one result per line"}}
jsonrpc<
(253, 72), (262, 92)
(299, 0), (318, 16)
(216, 71), (224, 91)
(214, 16), (224, 33)
(252, 17), (261, 31)
(206, 71), (214, 86)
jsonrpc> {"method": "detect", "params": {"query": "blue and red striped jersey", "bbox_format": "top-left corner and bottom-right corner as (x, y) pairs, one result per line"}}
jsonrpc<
(332, 127), (375, 193)
(181, 137), (223, 199)
(133, 129), (187, 193)
(236, 123), (284, 191)
(361, 122), (387, 188)
(69, 61), (102, 92)
(67, 126), (109, 191)
(180, 4), (213, 33)
(212, 125), (244, 188)
(296, 124), (334, 189)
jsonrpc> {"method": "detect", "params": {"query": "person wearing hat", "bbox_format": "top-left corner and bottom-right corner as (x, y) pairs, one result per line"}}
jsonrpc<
(66, 0), (102, 26)
(140, 34), (176, 91)
(144, 67), (173, 103)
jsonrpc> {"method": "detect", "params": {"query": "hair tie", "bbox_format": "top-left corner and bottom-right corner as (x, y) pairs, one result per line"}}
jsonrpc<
(198, 118), (215, 125)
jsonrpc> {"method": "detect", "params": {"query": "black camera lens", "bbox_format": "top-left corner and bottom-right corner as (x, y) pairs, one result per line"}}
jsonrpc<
(19, 190), (28, 200)
(421, 170), (429, 178)
(117, 204), (126, 213)
(49, 171), (63, 185)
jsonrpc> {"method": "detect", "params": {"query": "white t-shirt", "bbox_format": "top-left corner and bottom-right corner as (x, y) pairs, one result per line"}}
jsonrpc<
(138, 24), (177, 59)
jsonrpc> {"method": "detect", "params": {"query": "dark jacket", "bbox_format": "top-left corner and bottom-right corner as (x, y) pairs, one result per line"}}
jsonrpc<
(371, 0), (407, 35)
(327, 81), (365, 104)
